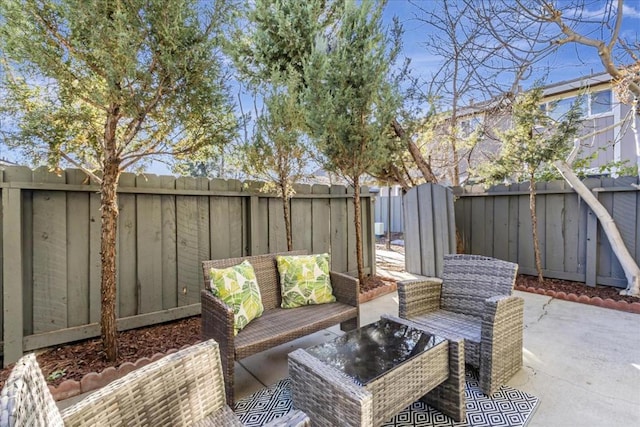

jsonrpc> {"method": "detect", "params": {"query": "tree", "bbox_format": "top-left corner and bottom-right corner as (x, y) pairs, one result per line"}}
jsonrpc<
(226, 0), (336, 249)
(482, 0), (640, 295)
(243, 78), (310, 250)
(0, 0), (237, 360)
(304, 0), (402, 283)
(479, 87), (582, 283)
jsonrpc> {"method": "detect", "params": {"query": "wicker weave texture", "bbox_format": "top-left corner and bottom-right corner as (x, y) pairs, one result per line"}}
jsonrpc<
(397, 254), (522, 396)
(0, 353), (64, 427)
(289, 334), (454, 426)
(201, 251), (360, 406)
(1, 341), (309, 427)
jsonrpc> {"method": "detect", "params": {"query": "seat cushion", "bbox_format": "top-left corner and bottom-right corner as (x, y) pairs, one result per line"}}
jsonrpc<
(406, 310), (481, 367)
(276, 253), (336, 308)
(209, 260), (264, 335)
(234, 303), (357, 359)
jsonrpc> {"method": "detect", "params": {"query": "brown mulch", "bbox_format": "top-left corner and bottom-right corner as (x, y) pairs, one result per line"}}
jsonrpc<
(515, 274), (638, 304)
(0, 273), (636, 392)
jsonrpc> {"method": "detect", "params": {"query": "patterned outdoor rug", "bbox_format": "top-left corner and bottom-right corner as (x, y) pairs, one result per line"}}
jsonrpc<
(234, 371), (539, 427)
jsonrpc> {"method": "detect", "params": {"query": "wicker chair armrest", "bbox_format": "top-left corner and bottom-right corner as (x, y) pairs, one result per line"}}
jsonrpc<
(61, 340), (227, 426)
(397, 278), (443, 318)
(330, 271), (360, 307)
(201, 289), (235, 342)
(483, 295), (524, 325)
(262, 409), (310, 427)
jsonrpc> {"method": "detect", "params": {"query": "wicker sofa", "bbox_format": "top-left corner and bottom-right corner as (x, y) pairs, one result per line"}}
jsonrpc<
(0, 339), (309, 427)
(201, 251), (360, 405)
(396, 254), (523, 396)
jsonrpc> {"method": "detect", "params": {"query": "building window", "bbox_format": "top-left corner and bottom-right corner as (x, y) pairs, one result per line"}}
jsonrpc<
(543, 89), (612, 120)
(589, 89), (611, 116)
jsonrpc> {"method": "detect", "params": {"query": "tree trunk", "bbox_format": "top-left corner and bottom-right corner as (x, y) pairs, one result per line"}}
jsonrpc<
(529, 174), (544, 283)
(101, 108), (122, 361)
(554, 160), (640, 296)
(283, 195), (292, 251)
(391, 118), (438, 183)
(100, 157), (121, 361)
(353, 180), (365, 284)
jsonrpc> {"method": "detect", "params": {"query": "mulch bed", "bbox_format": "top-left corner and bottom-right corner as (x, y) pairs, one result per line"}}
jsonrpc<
(0, 274), (637, 397)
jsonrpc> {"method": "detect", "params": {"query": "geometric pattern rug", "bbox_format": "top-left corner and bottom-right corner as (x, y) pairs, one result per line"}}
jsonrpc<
(234, 371), (539, 427)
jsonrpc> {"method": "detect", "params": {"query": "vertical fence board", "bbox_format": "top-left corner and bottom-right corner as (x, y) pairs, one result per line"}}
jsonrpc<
(431, 185), (448, 277)
(545, 181), (565, 273)
(470, 195), (486, 255)
(268, 197), (287, 253)
(535, 182), (547, 269)
(597, 177), (614, 279)
(346, 187), (357, 273)
(161, 176), (178, 309)
(118, 173), (137, 318)
(89, 190), (102, 323)
(228, 180), (245, 257)
(209, 179), (231, 260)
(446, 188), (456, 255)
(311, 185), (331, 255)
(417, 184), (435, 276)
(403, 187), (420, 274)
(3, 187), (23, 365)
(196, 178), (211, 295)
(32, 168), (67, 333)
(517, 182), (534, 271)
(507, 185), (520, 263)
(492, 185), (509, 261)
(136, 175), (163, 313)
(176, 178), (201, 307)
(65, 169), (90, 327)
(564, 189), (581, 275)
(361, 186), (373, 273)
(330, 185), (348, 272)
(292, 184), (312, 252)
(611, 176), (637, 282)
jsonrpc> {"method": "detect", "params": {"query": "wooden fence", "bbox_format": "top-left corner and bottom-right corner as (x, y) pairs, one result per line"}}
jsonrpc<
(403, 184), (457, 278)
(453, 176), (640, 288)
(1, 166), (375, 366)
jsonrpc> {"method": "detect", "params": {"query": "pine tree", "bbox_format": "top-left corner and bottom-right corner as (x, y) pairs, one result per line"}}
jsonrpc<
(304, 0), (402, 283)
(0, 0), (237, 360)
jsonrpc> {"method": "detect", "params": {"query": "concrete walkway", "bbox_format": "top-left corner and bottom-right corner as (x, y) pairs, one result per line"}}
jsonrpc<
(233, 259), (640, 427)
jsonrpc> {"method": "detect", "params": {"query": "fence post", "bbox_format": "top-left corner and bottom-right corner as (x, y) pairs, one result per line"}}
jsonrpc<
(585, 205), (598, 287)
(3, 187), (24, 367)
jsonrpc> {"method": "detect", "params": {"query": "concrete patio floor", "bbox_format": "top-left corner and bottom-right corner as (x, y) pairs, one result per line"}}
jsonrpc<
(234, 268), (640, 427)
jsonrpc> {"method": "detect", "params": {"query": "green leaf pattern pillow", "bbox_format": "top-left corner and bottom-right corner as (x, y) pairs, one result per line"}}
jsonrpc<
(276, 253), (336, 308)
(209, 260), (264, 335)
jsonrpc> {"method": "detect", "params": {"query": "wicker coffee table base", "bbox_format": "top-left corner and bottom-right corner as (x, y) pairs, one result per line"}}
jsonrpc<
(288, 321), (465, 427)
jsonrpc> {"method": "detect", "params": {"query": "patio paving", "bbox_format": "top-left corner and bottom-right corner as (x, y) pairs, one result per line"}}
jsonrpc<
(233, 254), (640, 427)
(57, 249), (640, 426)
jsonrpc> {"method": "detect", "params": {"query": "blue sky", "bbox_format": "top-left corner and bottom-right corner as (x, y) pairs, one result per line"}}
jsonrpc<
(383, 0), (640, 88)
(1, 0), (638, 174)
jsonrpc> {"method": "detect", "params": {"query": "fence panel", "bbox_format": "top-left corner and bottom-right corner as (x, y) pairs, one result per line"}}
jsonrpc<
(0, 166), (374, 365)
(453, 177), (640, 288)
(403, 183), (456, 277)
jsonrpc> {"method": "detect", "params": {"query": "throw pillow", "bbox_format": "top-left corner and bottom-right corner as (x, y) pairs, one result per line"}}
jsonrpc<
(209, 260), (264, 335)
(276, 253), (336, 308)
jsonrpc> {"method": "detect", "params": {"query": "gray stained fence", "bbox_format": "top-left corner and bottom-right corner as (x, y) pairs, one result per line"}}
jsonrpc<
(0, 166), (375, 366)
(403, 184), (457, 278)
(453, 176), (640, 288)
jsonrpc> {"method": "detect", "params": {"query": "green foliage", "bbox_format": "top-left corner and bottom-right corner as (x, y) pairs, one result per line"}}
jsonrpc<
(243, 75), (310, 198)
(478, 87), (583, 184)
(0, 0), (238, 171)
(303, 0), (402, 185)
(227, 0), (338, 89)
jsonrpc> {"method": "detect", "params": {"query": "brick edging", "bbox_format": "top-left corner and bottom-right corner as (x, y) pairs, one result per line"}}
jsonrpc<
(514, 285), (640, 314)
(50, 345), (194, 401)
(359, 282), (397, 303)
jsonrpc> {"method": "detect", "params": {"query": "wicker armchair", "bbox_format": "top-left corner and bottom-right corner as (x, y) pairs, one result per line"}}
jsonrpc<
(0, 340), (309, 427)
(396, 254), (523, 396)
